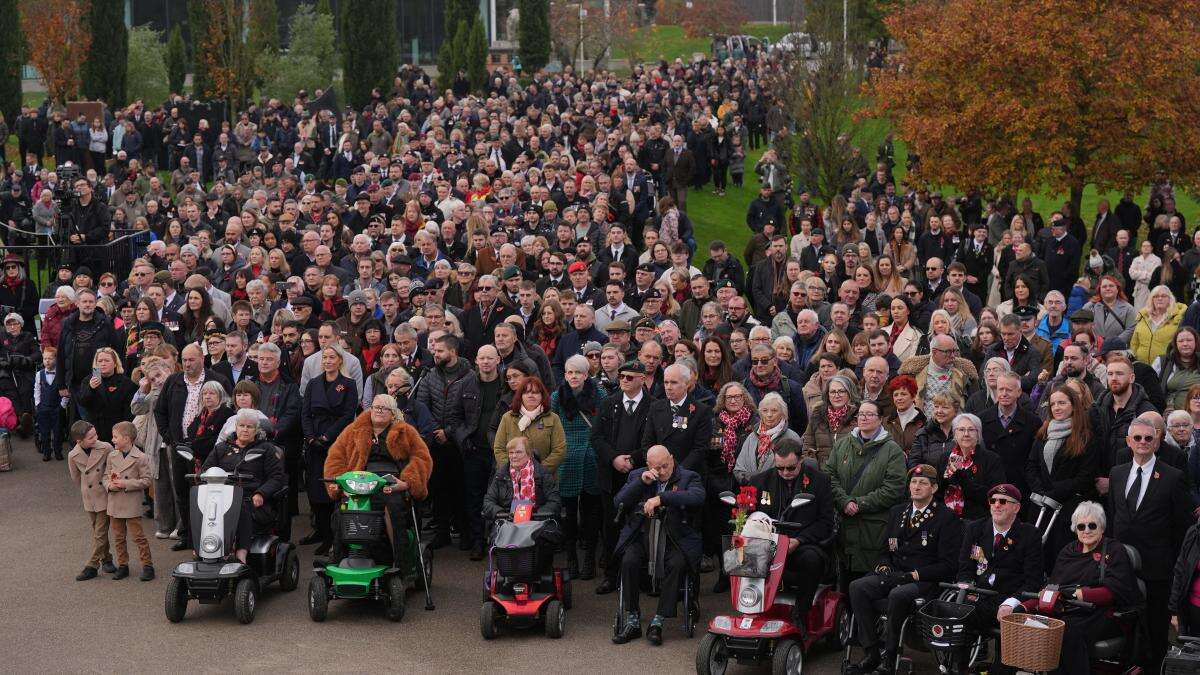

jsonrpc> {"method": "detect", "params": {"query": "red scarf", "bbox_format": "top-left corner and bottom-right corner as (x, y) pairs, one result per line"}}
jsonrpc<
(942, 447), (975, 517)
(755, 422), (776, 459)
(748, 364), (782, 391)
(826, 405), (851, 432)
(195, 408), (213, 437)
(888, 320), (905, 349)
(717, 405), (752, 470)
(510, 461), (536, 501)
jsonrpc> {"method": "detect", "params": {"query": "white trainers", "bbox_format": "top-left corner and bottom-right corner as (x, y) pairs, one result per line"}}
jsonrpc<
(168, 529), (179, 540)
(154, 530), (171, 539)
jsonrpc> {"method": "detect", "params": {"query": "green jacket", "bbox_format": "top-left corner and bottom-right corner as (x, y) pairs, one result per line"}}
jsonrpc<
(823, 428), (907, 573)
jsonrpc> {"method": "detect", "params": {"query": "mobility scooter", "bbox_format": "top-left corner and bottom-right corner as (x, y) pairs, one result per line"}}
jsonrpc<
(164, 445), (299, 624)
(696, 491), (848, 675)
(480, 501), (571, 639)
(308, 470), (433, 622)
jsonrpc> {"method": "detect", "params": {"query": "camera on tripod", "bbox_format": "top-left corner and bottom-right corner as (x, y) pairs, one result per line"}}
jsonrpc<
(55, 162), (80, 208)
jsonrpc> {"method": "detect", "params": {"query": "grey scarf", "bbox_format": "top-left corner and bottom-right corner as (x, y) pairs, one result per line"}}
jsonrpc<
(1042, 418), (1073, 473)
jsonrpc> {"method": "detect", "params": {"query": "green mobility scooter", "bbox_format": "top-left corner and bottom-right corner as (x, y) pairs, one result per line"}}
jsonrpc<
(307, 470), (434, 621)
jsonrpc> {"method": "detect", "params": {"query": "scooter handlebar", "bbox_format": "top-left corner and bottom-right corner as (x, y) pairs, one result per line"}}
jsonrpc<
(939, 581), (999, 597)
(1019, 590), (1095, 610)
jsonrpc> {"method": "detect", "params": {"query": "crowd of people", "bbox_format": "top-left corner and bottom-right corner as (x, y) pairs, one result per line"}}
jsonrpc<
(6, 41), (1198, 673)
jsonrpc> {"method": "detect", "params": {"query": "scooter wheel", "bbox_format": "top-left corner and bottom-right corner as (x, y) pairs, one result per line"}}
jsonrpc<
(234, 578), (257, 624)
(772, 638), (804, 675)
(385, 576), (406, 622)
(279, 549), (300, 592)
(308, 575), (329, 622)
(696, 633), (730, 675)
(544, 599), (565, 639)
(828, 599), (851, 649)
(164, 577), (187, 623)
(480, 601), (499, 640)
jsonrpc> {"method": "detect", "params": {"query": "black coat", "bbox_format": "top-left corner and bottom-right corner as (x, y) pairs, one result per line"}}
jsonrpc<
(0, 277), (40, 329)
(978, 404), (1041, 498)
(301, 373), (359, 504)
(877, 500), (963, 585)
(211, 358), (258, 387)
(1026, 434), (1101, 567)
(1169, 524), (1200, 629)
(986, 338), (1044, 393)
(1108, 459), (1192, 581)
(482, 459), (562, 521)
(746, 461), (836, 547)
(152, 369), (233, 447)
(201, 438), (286, 501)
(934, 447), (1007, 522)
(956, 519), (1043, 598)
(613, 465), (705, 561)
(460, 301), (513, 359)
(184, 404), (234, 463)
(640, 394), (714, 476)
(1092, 384), (1157, 473)
(55, 311), (122, 389)
(77, 372), (137, 442)
(592, 390), (654, 492)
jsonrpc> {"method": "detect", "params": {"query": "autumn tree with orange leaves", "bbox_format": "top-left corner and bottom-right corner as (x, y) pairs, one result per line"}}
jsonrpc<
(20, 0), (91, 104)
(871, 0), (1200, 217)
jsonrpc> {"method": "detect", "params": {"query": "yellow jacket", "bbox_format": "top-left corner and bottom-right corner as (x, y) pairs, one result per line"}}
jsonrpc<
(1129, 301), (1187, 365)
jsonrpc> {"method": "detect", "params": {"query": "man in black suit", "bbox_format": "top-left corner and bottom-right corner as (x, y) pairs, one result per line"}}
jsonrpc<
(1108, 418), (1193, 671)
(987, 312), (1044, 393)
(459, 274), (513, 359)
(182, 133), (210, 182)
(665, 134), (694, 212)
(848, 464), (963, 674)
(961, 484), (1042, 648)
(639, 362), (712, 477)
(978, 371), (1039, 498)
(1040, 219), (1082, 297)
(591, 361), (656, 595)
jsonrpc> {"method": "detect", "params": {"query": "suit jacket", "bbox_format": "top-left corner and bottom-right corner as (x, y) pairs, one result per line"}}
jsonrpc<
(978, 405), (1040, 498)
(102, 447), (153, 518)
(613, 465), (705, 561)
(592, 390), (655, 492)
(152, 370), (234, 447)
(986, 338), (1043, 392)
(183, 144), (211, 181)
(745, 462), (836, 547)
(877, 500), (963, 584)
(1108, 459), (1192, 580)
(211, 358), (259, 387)
(460, 301), (514, 359)
(956, 519), (1043, 597)
(666, 148), (694, 190)
(639, 394), (713, 476)
(68, 442), (114, 513)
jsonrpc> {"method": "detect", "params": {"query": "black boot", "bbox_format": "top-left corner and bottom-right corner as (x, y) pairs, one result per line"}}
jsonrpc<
(848, 647), (882, 675)
(111, 565), (130, 580)
(578, 547), (596, 580)
(872, 651), (896, 675)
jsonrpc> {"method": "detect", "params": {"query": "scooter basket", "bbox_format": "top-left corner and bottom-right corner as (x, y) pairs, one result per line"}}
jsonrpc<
(721, 535), (776, 578)
(918, 600), (978, 648)
(340, 510), (385, 544)
(999, 613), (1066, 672)
(1164, 639), (1200, 674)
(493, 545), (541, 578)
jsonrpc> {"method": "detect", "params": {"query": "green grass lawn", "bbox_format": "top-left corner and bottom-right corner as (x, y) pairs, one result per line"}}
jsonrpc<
(614, 23), (795, 63)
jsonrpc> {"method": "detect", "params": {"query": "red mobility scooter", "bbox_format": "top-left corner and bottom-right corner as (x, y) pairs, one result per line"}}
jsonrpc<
(696, 490), (849, 674)
(480, 501), (571, 639)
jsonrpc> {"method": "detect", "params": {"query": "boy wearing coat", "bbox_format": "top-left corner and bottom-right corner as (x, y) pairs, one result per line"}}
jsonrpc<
(67, 420), (116, 580)
(103, 421), (154, 580)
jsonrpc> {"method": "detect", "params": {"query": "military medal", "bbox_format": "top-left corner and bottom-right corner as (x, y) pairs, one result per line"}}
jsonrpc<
(887, 537), (897, 552)
(921, 532), (928, 547)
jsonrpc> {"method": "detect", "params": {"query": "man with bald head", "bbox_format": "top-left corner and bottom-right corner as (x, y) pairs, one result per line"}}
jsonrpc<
(640, 363), (712, 476)
(612, 444), (705, 646)
(153, 342), (232, 551)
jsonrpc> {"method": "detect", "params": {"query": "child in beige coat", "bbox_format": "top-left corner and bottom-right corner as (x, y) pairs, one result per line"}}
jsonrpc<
(67, 420), (116, 580)
(102, 421), (154, 581)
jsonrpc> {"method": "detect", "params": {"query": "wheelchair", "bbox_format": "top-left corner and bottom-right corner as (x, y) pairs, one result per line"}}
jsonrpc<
(612, 506), (699, 639)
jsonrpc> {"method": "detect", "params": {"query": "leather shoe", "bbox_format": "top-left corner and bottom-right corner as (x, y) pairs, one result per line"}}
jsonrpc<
(75, 566), (98, 581)
(594, 578), (618, 595)
(646, 620), (663, 646)
(611, 616), (641, 644)
(140, 566), (156, 581)
(847, 649), (881, 675)
(298, 531), (322, 545)
(112, 565), (130, 580)
(100, 560), (117, 574)
(872, 652), (896, 675)
(170, 541), (190, 552)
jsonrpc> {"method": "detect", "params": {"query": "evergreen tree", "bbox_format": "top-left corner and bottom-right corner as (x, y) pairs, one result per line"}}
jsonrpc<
(247, 0), (280, 87)
(436, 21), (461, 92)
(341, 0), (398, 110)
(188, 0), (211, 97)
(81, 0), (128, 106)
(466, 18), (489, 92)
(166, 25), (187, 95)
(0, 0), (22, 127)
(443, 0), (477, 37)
(517, 0), (550, 73)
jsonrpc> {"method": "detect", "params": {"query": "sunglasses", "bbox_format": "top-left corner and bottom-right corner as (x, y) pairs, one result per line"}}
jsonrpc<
(618, 373), (642, 381)
(1130, 435), (1155, 443)
(1075, 522), (1099, 532)
(750, 358), (773, 365)
(988, 497), (1017, 506)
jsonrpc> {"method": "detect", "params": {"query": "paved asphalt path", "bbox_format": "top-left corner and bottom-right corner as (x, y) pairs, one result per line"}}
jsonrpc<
(1, 437), (850, 673)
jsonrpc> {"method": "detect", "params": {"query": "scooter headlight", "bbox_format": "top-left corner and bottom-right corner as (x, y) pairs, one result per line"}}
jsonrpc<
(219, 563), (244, 575)
(174, 562), (195, 574)
(200, 535), (221, 554)
(760, 620), (785, 633)
(345, 479), (378, 493)
(713, 615), (733, 630)
(739, 585), (761, 608)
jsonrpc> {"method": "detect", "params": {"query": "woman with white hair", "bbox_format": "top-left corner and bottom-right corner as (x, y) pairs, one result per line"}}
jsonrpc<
(550, 353), (601, 579)
(183, 380), (234, 465)
(935, 412), (1006, 521)
(1006, 501), (1142, 675)
(201, 409), (286, 563)
(733, 392), (801, 484)
(40, 285), (78, 349)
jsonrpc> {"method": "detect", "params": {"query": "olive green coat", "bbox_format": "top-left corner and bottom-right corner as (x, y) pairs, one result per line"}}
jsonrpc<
(493, 409), (567, 474)
(823, 428), (907, 573)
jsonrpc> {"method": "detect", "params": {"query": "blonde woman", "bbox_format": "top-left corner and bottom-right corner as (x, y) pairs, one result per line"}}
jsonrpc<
(77, 347), (138, 442)
(1130, 285), (1187, 365)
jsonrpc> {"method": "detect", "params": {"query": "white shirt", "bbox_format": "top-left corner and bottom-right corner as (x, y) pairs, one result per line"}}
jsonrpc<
(622, 391), (644, 413)
(1124, 454), (1156, 509)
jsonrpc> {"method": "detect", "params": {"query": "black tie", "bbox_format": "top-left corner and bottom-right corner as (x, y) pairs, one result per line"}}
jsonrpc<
(1126, 466), (1143, 512)
(671, 404), (680, 417)
(626, 400), (635, 415)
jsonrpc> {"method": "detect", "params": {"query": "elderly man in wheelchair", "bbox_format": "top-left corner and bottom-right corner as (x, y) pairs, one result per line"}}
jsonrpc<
(845, 464), (964, 675)
(611, 445), (705, 647)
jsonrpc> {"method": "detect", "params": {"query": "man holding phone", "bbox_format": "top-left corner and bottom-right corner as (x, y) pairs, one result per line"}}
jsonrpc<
(55, 288), (121, 421)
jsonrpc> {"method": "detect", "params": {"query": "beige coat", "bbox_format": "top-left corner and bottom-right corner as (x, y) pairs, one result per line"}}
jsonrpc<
(68, 442), (114, 513)
(102, 448), (153, 519)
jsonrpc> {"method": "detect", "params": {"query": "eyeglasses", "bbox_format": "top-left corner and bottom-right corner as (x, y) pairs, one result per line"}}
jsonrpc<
(1130, 435), (1155, 443)
(1074, 522), (1099, 532)
(100, 281), (115, 287)
(988, 497), (1017, 506)
(618, 373), (641, 381)
(750, 358), (773, 365)
(905, 291), (920, 296)
(857, 411), (879, 418)
(585, 353), (600, 359)
(925, 266), (941, 271)
(370, 405), (392, 413)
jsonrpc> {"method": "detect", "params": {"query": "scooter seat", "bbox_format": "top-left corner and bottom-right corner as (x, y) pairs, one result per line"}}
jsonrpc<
(1090, 636), (1125, 660)
(338, 557), (377, 569)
